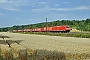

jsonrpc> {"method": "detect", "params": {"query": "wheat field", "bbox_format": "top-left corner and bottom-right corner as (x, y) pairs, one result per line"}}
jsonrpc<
(0, 32), (90, 60)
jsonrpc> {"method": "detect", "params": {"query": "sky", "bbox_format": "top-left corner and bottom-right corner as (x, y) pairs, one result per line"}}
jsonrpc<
(0, 0), (90, 28)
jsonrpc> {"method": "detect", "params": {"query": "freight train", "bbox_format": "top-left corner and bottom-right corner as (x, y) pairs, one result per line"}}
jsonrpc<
(13, 26), (71, 33)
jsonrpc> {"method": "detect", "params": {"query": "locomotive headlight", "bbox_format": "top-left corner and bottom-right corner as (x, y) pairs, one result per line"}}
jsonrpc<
(66, 28), (70, 30)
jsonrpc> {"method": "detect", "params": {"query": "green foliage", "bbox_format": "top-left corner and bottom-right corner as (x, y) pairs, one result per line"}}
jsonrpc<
(0, 27), (9, 32)
(0, 55), (5, 60)
(0, 18), (90, 32)
(23, 32), (90, 38)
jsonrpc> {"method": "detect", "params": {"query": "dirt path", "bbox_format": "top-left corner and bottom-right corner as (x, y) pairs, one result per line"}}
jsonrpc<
(0, 32), (90, 53)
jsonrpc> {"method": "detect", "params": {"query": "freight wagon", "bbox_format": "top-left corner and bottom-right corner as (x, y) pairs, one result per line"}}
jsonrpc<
(13, 26), (71, 33)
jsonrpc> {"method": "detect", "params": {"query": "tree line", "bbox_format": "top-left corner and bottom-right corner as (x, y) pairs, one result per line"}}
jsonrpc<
(0, 18), (90, 32)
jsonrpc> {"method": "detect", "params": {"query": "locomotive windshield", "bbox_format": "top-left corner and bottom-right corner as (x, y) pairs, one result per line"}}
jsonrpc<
(66, 26), (70, 28)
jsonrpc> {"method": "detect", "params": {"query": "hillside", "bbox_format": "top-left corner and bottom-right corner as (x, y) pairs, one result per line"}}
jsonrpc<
(0, 18), (90, 32)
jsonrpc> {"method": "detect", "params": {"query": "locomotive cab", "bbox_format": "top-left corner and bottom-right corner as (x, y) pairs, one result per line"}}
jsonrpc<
(65, 26), (71, 32)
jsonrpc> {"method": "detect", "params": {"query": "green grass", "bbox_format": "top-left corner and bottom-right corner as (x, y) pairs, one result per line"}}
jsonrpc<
(19, 32), (90, 38)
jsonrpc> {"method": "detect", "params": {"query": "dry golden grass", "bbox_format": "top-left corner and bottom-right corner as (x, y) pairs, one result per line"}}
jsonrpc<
(70, 28), (80, 32)
(0, 46), (90, 60)
(0, 32), (90, 60)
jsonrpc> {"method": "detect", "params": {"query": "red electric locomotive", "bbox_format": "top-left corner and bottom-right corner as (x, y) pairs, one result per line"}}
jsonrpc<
(13, 26), (71, 33)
